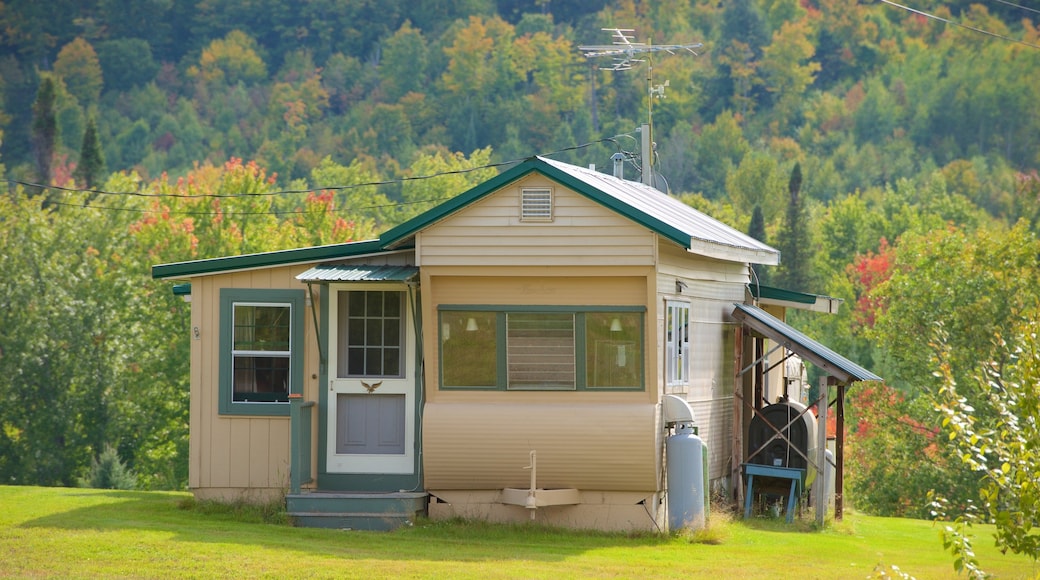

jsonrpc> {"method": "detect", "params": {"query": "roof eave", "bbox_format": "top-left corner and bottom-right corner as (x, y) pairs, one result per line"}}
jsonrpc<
(151, 239), (401, 280)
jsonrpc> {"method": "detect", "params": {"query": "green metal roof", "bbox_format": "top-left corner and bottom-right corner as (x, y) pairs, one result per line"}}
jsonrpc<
(748, 284), (843, 314)
(152, 239), (393, 279)
(154, 156), (780, 280)
(296, 265), (419, 283)
(381, 156), (780, 265)
(732, 303), (881, 384)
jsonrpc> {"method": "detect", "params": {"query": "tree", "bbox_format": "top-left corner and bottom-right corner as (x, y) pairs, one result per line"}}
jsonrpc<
(30, 76), (58, 193)
(53, 37), (103, 107)
(775, 163), (813, 292)
(74, 116), (105, 189)
(747, 204), (769, 286)
(380, 21), (428, 102)
(931, 317), (1040, 577)
(191, 30), (268, 88)
(760, 19), (820, 134)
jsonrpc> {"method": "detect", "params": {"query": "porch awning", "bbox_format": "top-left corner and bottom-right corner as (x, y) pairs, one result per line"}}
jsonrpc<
(296, 264), (419, 283)
(732, 303), (881, 384)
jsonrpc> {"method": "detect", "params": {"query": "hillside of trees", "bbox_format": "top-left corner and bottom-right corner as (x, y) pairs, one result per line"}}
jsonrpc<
(2, 1), (1040, 563)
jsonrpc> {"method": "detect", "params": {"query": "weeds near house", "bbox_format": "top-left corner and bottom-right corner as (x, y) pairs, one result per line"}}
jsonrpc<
(177, 495), (289, 525)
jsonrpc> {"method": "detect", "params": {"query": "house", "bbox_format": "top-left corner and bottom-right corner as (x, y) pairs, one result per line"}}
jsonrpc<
(152, 156), (875, 531)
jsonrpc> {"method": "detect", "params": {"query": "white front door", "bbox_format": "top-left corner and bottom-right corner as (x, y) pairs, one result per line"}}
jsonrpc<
(326, 285), (415, 474)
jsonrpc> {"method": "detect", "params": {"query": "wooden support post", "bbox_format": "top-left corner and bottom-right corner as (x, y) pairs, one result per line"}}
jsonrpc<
(754, 337), (764, 409)
(835, 382), (846, 520)
(815, 378), (828, 527)
(732, 326), (744, 503)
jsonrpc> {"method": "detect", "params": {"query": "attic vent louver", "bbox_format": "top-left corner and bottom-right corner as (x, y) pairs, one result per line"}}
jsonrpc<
(521, 188), (553, 221)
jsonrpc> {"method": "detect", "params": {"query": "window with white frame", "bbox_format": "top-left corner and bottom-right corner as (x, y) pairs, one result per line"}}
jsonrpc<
(666, 300), (691, 387)
(219, 288), (304, 416)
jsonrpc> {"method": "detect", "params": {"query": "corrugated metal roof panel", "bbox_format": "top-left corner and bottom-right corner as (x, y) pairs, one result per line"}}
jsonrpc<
(295, 264), (419, 283)
(537, 157), (780, 265)
(732, 303), (881, 384)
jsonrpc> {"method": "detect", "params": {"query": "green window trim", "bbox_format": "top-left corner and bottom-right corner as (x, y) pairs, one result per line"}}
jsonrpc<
(219, 288), (305, 416)
(438, 305), (645, 392)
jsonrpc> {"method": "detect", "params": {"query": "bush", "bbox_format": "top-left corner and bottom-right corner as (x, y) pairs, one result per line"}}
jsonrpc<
(79, 444), (137, 490)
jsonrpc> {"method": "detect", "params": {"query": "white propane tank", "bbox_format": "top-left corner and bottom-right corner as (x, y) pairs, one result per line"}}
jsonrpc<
(667, 422), (706, 531)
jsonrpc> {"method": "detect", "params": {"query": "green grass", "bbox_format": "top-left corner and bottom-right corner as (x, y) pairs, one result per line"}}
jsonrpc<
(0, 486), (1036, 579)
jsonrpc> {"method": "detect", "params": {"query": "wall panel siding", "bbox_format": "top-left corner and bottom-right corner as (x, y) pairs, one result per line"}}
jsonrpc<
(419, 175), (657, 267)
(656, 238), (750, 483)
(190, 265), (314, 494)
(423, 402), (657, 491)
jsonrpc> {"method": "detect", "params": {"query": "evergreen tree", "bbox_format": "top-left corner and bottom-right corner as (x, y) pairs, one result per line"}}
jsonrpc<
(748, 204), (769, 286)
(74, 116), (105, 189)
(30, 76), (58, 194)
(776, 163), (813, 292)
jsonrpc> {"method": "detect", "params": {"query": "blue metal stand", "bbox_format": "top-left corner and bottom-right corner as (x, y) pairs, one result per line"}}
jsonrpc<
(743, 464), (805, 524)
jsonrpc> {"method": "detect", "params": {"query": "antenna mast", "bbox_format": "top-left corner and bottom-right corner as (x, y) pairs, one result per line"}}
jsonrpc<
(580, 29), (702, 187)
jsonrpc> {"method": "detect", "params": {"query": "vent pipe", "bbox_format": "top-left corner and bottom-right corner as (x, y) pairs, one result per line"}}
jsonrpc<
(611, 152), (625, 179)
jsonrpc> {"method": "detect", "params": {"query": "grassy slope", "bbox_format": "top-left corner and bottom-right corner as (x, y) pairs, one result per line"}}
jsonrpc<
(0, 486), (1036, 579)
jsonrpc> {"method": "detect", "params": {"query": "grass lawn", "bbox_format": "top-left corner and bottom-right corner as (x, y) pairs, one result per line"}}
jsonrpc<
(0, 486), (1036, 579)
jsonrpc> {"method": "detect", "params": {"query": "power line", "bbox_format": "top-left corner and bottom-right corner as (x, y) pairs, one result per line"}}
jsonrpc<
(8, 139), (619, 202)
(989, 0), (1040, 17)
(880, 0), (1040, 50)
(11, 139), (627, 217)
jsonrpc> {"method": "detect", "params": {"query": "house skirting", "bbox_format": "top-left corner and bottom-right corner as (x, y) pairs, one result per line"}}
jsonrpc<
(428, 490), (662, 532)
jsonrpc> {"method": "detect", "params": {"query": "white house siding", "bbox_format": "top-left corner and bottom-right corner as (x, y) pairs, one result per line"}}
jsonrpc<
(417, 174), (658, 268)
(656, 241), (750, 481)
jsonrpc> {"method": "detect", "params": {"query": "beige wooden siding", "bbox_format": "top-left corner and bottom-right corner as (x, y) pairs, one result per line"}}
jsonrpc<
(656, 239), (750, 481)
(190, 265), (321, 495)
(422, 268), (656, 406)
(423, 402), (657, 491)
(418, 174), (657, 267)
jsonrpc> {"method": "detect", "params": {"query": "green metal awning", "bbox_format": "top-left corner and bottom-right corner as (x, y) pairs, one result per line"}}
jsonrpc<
(295, 265), (419, 283)
(748, 284), (843, 314)
(732, 303), (881, 384)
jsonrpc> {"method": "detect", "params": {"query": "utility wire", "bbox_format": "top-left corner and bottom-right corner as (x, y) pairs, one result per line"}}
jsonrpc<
(880, 0), (1040, 50)
(989, 0), (1040, 17)
(7, 138), (620, 202)
(12, 138), (627, 217)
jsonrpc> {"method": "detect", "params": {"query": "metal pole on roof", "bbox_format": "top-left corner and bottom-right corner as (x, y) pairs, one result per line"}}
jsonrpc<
(579, 29), (701, 187)
(640, 123), (652, 186)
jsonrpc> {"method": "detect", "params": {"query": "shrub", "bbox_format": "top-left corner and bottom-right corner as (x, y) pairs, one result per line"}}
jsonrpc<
(79, 444), (138, 490)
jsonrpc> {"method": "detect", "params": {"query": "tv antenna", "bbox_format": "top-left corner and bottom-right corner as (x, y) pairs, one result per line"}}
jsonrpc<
(580, 28), (702, 187)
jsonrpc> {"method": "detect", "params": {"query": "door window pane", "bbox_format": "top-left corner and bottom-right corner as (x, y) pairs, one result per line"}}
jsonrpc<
(338, 291), (405, 377)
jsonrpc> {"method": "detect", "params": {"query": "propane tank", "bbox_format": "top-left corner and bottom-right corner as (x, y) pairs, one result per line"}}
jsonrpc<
(667, 421), (706, 531)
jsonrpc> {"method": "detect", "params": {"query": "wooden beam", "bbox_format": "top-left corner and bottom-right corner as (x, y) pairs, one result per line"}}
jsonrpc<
(732, 326), (744, 503)
(754, 336), (764, 409)
(835, 382), (846, 520)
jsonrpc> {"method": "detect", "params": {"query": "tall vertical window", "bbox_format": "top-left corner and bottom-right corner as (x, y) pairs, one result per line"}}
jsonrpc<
(339, 290), (405, 378)
(666, 300), (691, 387)
(219, 288), (304, 416)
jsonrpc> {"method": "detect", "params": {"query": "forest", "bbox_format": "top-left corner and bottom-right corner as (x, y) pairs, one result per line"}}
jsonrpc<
(1, 0), (1040, 561)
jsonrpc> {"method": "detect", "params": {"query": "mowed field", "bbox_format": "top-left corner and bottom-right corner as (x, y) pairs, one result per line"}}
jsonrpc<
(0, 486), (1036, 579)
